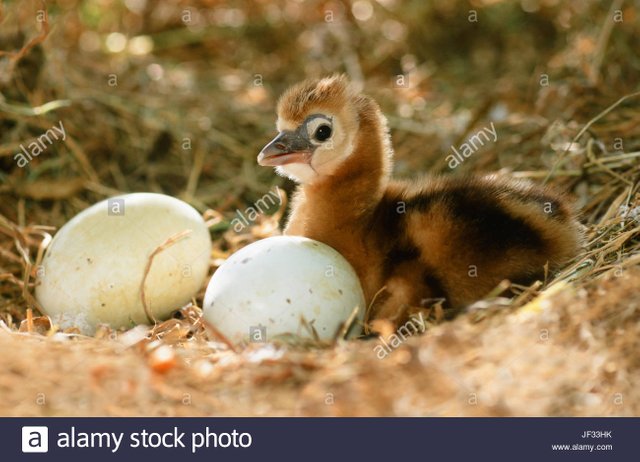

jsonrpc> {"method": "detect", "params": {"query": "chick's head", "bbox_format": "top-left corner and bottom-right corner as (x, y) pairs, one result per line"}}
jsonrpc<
(258, 74), (360, 184)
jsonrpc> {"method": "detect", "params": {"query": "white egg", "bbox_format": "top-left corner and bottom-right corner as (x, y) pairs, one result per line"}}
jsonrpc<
(36, 193), (211, 334)
(202, 236), (365, 344)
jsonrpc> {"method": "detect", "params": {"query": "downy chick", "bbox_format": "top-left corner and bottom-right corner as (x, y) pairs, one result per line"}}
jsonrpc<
(258, 75), (582, 324)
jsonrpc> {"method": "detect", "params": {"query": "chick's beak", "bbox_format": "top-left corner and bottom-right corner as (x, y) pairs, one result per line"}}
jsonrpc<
(257, 130), (313, 167)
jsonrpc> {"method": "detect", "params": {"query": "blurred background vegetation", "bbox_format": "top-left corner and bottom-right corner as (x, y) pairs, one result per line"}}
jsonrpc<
(0, 0), (638, 227)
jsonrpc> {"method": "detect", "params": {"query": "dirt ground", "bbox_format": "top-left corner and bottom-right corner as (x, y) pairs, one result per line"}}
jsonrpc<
(1, 268), (640, 416)
(1, 0), (639, 416)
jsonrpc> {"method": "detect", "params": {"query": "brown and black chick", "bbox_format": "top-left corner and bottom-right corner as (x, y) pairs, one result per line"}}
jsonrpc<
(257, 74), (583, 324)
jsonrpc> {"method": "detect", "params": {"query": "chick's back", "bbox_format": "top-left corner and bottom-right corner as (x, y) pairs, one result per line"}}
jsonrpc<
(368, 175), (582, 311)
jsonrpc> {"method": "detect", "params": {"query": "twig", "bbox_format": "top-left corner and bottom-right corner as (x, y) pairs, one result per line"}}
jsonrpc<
(589, 0), (624, 85)
(299, 315), (321, 343)
(334, 304), (361, 341)
(32, 230), (52, 274)
(363, 285), (387, 334)
(140, 229), (193, 324)
(203, 320), (237, 353)
(585, 139), (633, 186)
(183, 145), (205, 201)
(64, 135), (100, 182)
(202, 209), (224, 229)
(0, 99), (72, 117)
(0, 0), (50, 73)
(583, 151), (640, 167)
(544, 91), (640, 184)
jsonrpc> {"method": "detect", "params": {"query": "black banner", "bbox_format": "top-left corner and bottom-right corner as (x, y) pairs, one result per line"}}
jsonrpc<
(9, 417), (637, 461)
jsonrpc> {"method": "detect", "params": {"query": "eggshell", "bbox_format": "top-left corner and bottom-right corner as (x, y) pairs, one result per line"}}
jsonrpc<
(36, 193), (211, 334)
(202, 236), (365, 344)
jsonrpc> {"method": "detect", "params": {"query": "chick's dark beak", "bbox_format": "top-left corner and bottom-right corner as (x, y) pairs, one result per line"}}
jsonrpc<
(258, 130), (314, 167)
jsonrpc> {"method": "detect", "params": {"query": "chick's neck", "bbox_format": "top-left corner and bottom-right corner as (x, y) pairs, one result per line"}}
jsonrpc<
(287, 103), (392, 239)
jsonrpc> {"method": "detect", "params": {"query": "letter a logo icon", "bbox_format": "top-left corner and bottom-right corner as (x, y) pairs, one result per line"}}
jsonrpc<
(22, 426), (49, 453)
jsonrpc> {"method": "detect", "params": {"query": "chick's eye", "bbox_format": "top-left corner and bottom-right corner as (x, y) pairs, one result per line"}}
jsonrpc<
(314, 125), (332, 142)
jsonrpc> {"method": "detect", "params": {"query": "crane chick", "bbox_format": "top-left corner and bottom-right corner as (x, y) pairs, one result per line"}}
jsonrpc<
(258, 75), (582, 324)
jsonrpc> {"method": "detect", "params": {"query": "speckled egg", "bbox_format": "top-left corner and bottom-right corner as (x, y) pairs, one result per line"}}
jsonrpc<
(36, 193), (211, 334)
(202, 235), (365, 344)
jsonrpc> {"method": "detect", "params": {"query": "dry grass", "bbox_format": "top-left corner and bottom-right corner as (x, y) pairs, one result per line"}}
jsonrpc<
(0, 0), (639, 416)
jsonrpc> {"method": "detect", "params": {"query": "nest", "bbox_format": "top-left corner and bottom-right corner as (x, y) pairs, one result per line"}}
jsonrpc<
(0, 0), (639, 416)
